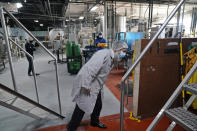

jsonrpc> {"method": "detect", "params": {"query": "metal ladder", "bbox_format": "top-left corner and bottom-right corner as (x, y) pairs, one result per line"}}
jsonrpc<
(146, 63), (197, 131)
(119, 0), (186, 130)
(0, 83), (64, 119)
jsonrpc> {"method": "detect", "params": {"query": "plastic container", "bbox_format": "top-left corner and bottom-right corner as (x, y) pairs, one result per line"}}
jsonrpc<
(66, 42), (73, 57)
(73, 44), (81, 57)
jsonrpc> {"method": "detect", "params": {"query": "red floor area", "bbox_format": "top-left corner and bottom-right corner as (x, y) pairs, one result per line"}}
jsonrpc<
(105, 69), (133, 111)
(34, 69), (185, 131)
(34, 113), (185, 131)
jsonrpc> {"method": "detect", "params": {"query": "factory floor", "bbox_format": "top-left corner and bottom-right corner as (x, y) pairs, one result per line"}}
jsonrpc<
(0, 48), (125, 131)
(0, 47), (185, 131)
(33, 69), (185, 131)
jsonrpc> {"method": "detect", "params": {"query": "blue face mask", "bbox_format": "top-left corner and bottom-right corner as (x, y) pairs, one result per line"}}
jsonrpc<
(119, 51), (126, 58)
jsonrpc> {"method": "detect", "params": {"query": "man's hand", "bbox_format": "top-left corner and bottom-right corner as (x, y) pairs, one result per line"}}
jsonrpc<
(82, 87), (91, 96)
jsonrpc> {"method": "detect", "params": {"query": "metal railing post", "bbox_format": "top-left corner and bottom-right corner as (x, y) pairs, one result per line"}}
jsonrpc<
(119, 0), (185, 131)
(3, 8), (62, 115)
(0, 7), (17, 91)
(54, 61), (62, 115)
(8, 37), (39, 103)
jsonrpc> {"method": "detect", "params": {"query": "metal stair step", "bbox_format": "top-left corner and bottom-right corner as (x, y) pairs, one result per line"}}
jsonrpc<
(29, 107), (50, 118)
(165, 107), (197, 131)
(184, 83), (197, 95)
(12, 98), (35, 111)
(0, 89), (15, 102)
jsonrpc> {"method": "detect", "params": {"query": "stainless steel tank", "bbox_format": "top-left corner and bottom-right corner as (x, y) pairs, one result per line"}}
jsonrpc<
(48, 28), (64, 42)
(116, 16), (126, 32)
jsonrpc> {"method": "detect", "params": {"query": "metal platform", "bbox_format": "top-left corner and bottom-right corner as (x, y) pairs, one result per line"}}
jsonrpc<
(165, 107), (197, 131)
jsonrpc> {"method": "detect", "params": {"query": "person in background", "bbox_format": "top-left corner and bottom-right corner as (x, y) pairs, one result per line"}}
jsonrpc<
(95, 32), (106, 46)
(25, 37), (39, 76)
(55, 32), (61, 62)
(67, 41), (128, 131)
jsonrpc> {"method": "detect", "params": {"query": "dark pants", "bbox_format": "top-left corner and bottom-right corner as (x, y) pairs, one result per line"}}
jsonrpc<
(56, 50), (60, 61)
(67, 92), (102, 131)
(27, 56), (33, 75)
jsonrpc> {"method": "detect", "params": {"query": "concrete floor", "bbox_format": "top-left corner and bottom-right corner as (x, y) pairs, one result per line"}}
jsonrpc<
(0, 48), (127, 131)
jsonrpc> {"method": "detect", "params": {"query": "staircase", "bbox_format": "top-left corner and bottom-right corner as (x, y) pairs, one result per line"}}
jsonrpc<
(146, 62), (197, 131)
(0, 83), (64, 120)
(0, 6), (64, 121)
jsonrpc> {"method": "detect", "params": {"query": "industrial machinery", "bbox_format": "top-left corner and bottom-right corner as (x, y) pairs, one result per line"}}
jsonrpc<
(48, 28), (65, 63)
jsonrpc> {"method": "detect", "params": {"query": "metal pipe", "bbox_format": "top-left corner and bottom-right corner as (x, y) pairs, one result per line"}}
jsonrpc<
(104, 0), (108, 41)
(146, 61), (197, 131)
(8, 37), (39, 103)
(0, 7), (17, 91)
(120, 0), (185, 130)
(179, 2), (185, 42)
(176, 8), (181, 37)
(3, 8), (62, 115)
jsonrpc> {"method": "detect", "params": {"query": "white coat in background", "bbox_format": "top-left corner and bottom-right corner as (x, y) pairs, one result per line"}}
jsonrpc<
(71, 49), (114, 114)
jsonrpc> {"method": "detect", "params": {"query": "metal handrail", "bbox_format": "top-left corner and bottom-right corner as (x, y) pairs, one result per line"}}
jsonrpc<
(119, 0), (185, 131)
(0, 7), (17, 92)
(0, 83), (64, 119)
(1, 7), (62, 115)
(2, 33), (39, 103)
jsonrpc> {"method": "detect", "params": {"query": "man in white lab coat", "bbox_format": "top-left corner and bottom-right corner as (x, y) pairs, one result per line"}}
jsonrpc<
(67, 41), (128, 131)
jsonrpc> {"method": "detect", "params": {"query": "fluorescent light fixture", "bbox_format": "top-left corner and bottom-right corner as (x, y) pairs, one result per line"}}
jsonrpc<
(79, 16), (84, 20)
(40, 24), (43, 26)
(34, 20), (39, 23)
(90, 5), (98, 12)
(16, 3), (23, 8)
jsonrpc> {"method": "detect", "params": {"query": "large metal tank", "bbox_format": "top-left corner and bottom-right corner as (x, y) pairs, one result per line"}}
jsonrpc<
(48, 28), (64, 50)
(48, 28), (64, 41)
(116, 16), (126, 32)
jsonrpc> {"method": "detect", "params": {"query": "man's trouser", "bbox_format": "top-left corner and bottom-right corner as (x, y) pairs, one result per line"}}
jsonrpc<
(27, 56), (33, 75)
(67, 92), (102, 131)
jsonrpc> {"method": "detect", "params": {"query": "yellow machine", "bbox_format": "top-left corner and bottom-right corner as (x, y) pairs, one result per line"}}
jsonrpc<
(184, 47), (197, 109)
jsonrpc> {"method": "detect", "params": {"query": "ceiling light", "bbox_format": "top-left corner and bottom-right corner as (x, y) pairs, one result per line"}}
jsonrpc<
(79, 16), (84, 20)
(40, 24), (43, 26)
(66, 19), (69, 21)
(34, 20), (39, 23)
(90, 5), (98, 12)
(16, 3), (23, 8)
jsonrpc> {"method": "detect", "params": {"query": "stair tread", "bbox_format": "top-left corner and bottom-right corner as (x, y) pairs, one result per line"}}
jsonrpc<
(0, 89), (15, 102)
(184, 83), (197, 94)
(165, 107), (197, 131)
(12, 98), (35, 111)
(29, 107), (50, 118)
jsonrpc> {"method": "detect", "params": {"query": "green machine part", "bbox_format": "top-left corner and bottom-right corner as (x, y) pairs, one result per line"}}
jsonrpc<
(66, 42), (81, 57)
(73, 44), (81, 57)
(66, 42), (73, 57)
(68, 61), (81, 74)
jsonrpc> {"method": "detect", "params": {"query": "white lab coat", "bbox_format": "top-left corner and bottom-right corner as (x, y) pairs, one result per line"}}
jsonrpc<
(71, 49), (114, 114)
